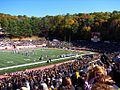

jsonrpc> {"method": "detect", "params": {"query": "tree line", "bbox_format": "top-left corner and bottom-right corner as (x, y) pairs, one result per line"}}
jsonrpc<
(0, 11), (120, 41)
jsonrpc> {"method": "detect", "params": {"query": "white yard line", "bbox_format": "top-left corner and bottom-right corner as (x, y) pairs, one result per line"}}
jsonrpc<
(0, 53), (95, 71)
(0, 50), (96, 71)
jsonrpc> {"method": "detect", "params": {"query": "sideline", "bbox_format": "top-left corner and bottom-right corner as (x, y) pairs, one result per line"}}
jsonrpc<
(0, 60), (76, 79)
(0, 52), (96, 78)
(0, 53), (91, 71)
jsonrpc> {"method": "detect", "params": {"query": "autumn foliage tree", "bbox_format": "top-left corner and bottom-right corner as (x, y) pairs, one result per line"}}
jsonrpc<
(0, 11), (120, 41)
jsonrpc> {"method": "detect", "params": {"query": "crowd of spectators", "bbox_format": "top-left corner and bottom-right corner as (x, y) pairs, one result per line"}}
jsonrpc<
(72, 40), (120, 53)
(0, 53), (120, 90)
(0, 39), (73, 50)
(0, 40), (47, 47)
(47, 40), (73, 49)
(1, 39), (120, 53)
(0, 39), (120, 90)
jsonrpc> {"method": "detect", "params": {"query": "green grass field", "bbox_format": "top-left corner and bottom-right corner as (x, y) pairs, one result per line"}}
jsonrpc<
(0, 48), (82, 68)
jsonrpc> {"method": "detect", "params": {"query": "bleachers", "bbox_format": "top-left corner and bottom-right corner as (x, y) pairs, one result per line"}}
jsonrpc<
(0, 53), (119, 90)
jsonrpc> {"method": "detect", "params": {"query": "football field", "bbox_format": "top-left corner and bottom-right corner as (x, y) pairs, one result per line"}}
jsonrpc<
(0, 48), (83, 68)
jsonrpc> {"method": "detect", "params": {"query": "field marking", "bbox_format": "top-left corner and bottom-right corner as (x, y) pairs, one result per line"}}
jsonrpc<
(0, 52), (96, 71)
(0, 55), (80, 70)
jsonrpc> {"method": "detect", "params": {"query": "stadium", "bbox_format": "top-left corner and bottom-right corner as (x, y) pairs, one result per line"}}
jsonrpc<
(0, 40), (95, 74)
(0, 1), (120, 90)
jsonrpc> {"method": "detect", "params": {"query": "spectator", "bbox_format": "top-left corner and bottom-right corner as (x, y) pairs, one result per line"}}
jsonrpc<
(92, 83), (116, 90)
(58, 77), (75, 90)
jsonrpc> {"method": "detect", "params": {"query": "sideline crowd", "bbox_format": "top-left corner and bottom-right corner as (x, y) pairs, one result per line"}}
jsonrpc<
(0, 39), (120, 53)
(0, 53), (120, 90)
(0, 40), (120, 90)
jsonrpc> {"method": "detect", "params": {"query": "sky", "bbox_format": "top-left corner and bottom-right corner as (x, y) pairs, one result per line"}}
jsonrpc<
(0, 0), (120, 17)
